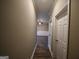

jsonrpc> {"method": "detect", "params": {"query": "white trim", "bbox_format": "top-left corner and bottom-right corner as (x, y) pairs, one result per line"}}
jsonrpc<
(48, 46), (54, 59)
(30, 43), (37, 59)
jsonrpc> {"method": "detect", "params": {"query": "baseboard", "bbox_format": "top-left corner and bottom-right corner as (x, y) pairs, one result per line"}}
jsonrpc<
(30, 43), (37, 59)
(48, 46), (53, 59)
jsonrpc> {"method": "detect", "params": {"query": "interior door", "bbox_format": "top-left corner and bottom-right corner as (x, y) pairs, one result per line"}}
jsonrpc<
(56, 5), (69, 59)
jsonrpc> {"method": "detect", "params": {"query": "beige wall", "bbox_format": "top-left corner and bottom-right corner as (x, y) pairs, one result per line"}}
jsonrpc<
(51, 0), (68, 58)
(0, 0), (36, 59)
(68, 0), (79, 59)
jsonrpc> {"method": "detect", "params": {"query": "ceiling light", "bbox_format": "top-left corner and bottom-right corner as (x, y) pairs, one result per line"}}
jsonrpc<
(39, 22), (42, 25)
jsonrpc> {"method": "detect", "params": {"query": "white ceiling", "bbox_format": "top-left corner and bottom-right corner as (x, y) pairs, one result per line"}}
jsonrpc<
(34, 0), (53, 12)
(34, 0), (53, 13)
(34, 0), (54, 20)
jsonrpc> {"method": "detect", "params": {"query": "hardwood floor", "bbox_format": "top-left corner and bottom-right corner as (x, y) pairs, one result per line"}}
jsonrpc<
(33, 46), (52, 59)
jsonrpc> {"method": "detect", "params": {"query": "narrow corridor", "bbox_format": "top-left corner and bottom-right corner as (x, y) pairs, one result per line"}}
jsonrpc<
(1, 0), (79, 59)
(33, 22), (52, 59)
(33, 0), (53, 58)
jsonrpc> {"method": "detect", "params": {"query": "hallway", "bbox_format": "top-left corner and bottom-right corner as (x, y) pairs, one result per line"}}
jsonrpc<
(33, 18), (52, 59)
(32, 0), (53, 58)
(0, 0), (79, 59)
(33, 0), (69, 59)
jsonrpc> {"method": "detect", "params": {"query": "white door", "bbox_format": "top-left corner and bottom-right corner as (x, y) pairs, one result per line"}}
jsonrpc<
(56, 13), (69, 59)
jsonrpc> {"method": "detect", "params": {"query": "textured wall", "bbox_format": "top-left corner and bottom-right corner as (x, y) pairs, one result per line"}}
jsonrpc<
(0, 0), (36, 59)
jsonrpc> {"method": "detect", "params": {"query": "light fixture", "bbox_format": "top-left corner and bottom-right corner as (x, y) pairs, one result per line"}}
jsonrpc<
(39, 22), (42, 25)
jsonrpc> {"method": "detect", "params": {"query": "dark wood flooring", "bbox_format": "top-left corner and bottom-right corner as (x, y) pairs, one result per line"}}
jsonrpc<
(33, 46), (52, 59)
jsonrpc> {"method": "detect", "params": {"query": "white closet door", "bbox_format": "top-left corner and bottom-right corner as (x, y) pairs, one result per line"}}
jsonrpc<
(62, 15), (68, 59)
(56, 15), (68, 59)
(57, 17), (64, 59)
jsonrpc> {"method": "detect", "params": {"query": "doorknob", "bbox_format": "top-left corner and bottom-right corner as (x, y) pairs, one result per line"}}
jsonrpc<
(56, 40), (58, 42)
